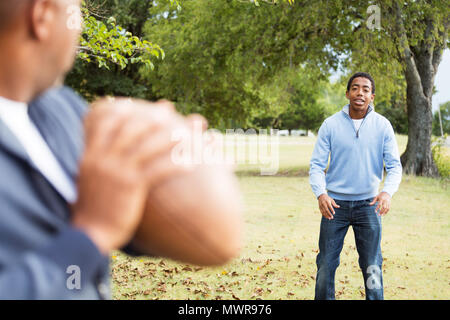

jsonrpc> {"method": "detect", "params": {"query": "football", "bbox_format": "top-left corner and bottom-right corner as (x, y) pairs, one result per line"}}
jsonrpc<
(132, 125), (244, 266)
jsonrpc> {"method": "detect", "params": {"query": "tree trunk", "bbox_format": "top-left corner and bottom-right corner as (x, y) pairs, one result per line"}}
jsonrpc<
(399, 45), (440, 176)
(394, 5), (448, 177)
(400, 84), (438, 176)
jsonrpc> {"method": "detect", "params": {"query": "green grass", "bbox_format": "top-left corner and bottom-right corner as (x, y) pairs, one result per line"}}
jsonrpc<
(111, 135), (450, 300)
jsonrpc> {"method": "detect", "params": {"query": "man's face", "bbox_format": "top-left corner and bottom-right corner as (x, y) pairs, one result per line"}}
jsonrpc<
(345, 77), (375, 113)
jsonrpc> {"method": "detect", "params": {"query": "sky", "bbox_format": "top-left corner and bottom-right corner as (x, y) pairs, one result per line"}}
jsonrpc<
(433, 48), (450, 112)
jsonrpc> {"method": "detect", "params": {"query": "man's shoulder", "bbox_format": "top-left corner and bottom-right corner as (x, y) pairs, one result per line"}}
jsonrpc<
(27, 86), (88, 160)
(30, 86), (88, 119)
(322, 110), (344, 127)
(371, 110), (393, 128)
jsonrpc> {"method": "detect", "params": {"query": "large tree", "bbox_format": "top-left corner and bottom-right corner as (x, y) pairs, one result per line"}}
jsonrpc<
(251, 0), (449, 176)
(142, 0), (347, 128)
(389, 1), (449, 176)
(75, 0), (449, 176)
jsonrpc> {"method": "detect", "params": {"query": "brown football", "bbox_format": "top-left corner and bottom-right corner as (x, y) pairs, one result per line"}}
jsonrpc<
(132, 131), (244, 266)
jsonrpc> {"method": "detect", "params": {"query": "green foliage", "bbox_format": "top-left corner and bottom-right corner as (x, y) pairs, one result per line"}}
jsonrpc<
(142, 0), (349, 128)
(317, 81), (348, 116)
(65, 58), (150, 101)
(252, 73), (348, 132)
(69, 0), (448, 151)
(432, 101), (450, 136)
(143, 0), (271, 128)
(253, 0), (295, 6)
(375, 94), (409, 135)
(432, 134), (450, 179)
(140, 0), (448, 132)
(78, 1), (164, 70)
(276, 69), (327, 131)
(67, 0), (170, 101)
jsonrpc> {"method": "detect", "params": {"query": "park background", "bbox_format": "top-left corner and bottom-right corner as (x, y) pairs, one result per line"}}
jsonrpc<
(69, 0), (449, 299)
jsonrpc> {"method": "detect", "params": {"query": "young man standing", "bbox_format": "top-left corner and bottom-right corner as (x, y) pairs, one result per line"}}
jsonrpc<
(309, 72), (403, 300)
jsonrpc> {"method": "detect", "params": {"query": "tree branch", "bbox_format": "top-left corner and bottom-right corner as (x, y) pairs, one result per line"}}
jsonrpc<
(410, 17), (436, 98)
(393, 1), (426, 100)
(432, 16), (449, 73)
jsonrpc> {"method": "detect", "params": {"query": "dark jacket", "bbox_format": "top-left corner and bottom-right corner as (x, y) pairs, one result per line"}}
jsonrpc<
(0, 87), (112, 299)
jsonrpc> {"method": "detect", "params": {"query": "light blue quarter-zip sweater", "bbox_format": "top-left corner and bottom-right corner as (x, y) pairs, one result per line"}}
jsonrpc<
(309, 104), (403, 201)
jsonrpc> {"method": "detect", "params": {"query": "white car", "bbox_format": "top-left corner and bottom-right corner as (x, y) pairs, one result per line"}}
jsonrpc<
(291, 130), (307, 136)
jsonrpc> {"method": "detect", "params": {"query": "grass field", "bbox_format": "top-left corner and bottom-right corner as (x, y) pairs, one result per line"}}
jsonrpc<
(111, 135), (450, 300)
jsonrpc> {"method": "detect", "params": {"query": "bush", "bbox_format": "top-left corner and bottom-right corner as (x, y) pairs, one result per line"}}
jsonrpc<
(432, 134), (450, 180)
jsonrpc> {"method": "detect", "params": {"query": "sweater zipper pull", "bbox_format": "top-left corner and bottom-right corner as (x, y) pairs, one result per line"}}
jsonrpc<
(356, 130), (359, 138)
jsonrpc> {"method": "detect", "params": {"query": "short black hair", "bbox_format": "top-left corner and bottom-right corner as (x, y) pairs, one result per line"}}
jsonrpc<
(346, 72), (375, 94)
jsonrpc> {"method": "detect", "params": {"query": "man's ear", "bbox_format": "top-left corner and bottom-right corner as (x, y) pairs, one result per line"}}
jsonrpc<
(345, 91), (350, 100)
(29, 0), (55, 40)
(370, 93), (375, 104)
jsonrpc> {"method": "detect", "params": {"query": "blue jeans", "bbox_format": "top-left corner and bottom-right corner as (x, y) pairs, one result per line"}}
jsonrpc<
(314, 198), (384, 300)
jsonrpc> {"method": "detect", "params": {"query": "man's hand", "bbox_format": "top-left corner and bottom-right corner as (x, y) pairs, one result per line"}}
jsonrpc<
(71, 98), (190, 255)
(369, 192), (391, 216)
(318, 194), (340, 220)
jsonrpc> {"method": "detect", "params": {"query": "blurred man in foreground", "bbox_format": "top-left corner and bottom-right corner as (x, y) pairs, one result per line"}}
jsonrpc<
(0, 0), (242, 299)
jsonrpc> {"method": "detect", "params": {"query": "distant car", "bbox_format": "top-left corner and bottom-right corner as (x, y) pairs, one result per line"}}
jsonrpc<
(278, 130), (290, 136)
(291, 130), (307, 137)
